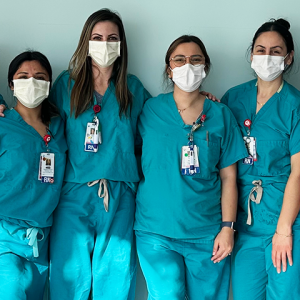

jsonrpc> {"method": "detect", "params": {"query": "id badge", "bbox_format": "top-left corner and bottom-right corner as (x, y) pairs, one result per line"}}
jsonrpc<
(181, 145), (200, 176)
(242, 156), (254, 165)
(84, 122), (99, 152)
(38, 153), (55, 183)
(243, 136), (257, 161)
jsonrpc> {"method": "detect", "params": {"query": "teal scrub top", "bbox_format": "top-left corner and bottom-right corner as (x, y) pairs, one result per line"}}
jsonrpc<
(222, 80), (300, 233)
(49, 71), (151, 185)
(134, 93), (247, 240)
(0, 109), (67, 228)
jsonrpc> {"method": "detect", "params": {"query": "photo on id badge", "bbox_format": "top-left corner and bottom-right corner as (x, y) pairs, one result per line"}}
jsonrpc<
(39, 153), (55, 183)
(85, 122), (99, 152)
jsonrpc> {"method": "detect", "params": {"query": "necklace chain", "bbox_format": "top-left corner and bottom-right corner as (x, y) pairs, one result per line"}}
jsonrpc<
(257, 100), (266, 107)
(178, 103), (194, 114)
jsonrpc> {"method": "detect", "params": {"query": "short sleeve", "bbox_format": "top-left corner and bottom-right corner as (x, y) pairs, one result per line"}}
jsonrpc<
(289, 109), (300, 156)
(218, 109), (248, 169)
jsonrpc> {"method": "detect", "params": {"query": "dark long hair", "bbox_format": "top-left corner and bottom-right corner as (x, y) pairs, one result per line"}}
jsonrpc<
(8, 50), (58, 125)
(251, 18), (294, 73)
(69, 8), (132, 118)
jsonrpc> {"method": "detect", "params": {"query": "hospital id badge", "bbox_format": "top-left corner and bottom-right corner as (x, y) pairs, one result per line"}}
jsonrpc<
(84, 122), (99, 152)
(38, 153), (55, 184)
(181, 145), (200, 176)
(243, 136), (257, 161)
(242, 156), (254, 165)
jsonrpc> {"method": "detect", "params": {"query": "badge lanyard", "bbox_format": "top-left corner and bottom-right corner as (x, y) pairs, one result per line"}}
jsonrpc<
(242, 119), (257, 165)
(84, 104), (102, 152)
(38, 130), (55, 184)
(181, 114), (206, 176)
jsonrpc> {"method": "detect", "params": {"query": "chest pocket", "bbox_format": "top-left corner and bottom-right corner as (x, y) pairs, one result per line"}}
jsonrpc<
(255, 140), (290, 176)
(6, 146), (39, 191)
(193, 139), (220, 179)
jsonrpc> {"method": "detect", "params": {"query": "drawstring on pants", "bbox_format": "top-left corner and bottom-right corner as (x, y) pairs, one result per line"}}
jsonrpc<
(246, 180), (263, 225)
(87, 179), (109, 212)
(26, 227), (44, 258)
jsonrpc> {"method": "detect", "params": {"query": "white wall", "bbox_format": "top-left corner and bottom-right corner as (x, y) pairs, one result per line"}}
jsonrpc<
(1, 0), (300, 299)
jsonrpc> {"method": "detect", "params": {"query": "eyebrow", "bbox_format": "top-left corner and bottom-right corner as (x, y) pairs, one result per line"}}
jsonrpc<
(175, 54), (203, 57)
(255, 45), (283, 49)
(17, 71), (47, 75)
(91, 33), (119, 37)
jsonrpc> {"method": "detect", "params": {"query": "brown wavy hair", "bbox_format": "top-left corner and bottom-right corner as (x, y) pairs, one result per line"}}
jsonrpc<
(69, 8), (132, 118)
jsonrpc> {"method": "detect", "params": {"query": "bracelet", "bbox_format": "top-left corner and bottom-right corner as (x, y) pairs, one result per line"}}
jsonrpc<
(275, 230), (293, 237)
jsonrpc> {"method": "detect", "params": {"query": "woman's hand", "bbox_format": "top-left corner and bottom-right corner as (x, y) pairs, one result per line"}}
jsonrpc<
(0, 104), (6, 117)
(211, 227), (234, 263)
(200, 91), (220, 102)
(272, 231), (293, 273)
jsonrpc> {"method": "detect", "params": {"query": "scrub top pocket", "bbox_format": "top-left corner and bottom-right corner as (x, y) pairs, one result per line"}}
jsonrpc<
(193, 139), (220, 180)
(256, 140), (290, 176)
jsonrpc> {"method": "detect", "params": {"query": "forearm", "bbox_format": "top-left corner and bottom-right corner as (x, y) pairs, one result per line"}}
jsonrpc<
(277, 172), (300, 235)
(220, 164), (238, 222)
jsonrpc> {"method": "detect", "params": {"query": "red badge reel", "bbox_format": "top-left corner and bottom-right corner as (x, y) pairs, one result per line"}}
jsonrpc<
(44, 134), (51, 146)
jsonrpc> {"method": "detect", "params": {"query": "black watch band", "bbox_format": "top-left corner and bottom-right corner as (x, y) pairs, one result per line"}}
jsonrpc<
(221, 221), (236, 231)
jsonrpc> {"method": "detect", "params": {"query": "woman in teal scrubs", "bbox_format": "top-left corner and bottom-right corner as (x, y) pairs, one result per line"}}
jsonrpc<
(222, 19), (300, 299)
(134, 35), (247, 300)
(0, 51), (67, 300)
(48, 9), (150, 300)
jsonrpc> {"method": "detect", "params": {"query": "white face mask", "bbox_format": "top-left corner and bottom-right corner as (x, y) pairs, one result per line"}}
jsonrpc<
(13, 77), (50, 108)
(88, 41), (121, 68)
(170, 64), (206, 92)
(251, 54), (288, 82)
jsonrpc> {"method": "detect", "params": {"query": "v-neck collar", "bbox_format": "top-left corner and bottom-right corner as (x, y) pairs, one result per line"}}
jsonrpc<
(251, 81), (284, 124)
(168, 93), (207, 129)
(93, 81), (113, 106)
(9, 108), (49, 140)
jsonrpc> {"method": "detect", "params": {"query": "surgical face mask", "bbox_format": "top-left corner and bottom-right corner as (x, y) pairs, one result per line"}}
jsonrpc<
(170, 64), (206, 92)
(13, 77), (50, 108)
(251, 54), (288, 82)
(88, 41), (121, 68)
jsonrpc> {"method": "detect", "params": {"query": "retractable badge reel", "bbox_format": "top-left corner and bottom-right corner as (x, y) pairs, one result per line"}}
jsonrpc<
(242, 119), (257, 165)
(38, 133), (55, 184)
(181, 114), (206, 176)
(84, 104), (102, 152)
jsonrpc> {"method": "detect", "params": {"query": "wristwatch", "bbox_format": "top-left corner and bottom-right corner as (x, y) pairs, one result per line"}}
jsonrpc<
(221, 221), (236, 231)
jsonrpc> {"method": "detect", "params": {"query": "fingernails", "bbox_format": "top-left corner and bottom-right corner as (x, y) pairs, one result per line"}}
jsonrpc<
(212, 252), (216, 255)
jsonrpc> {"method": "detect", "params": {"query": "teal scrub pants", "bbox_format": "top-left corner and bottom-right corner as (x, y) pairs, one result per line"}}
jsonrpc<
(49, 181), (136, 300)
(0, 219), (49, 300)
(136, 231), (230, 300)
(232, 230), (300, 300)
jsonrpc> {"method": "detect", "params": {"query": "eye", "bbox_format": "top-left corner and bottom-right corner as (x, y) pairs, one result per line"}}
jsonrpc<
(173, 56), (185, 63)
(92, 36), (102, 41)
(35, 76), (46, 81)
(18, 75), (28, 79)
(191, 56), (203, 64)
(108, 36), (118, 41)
